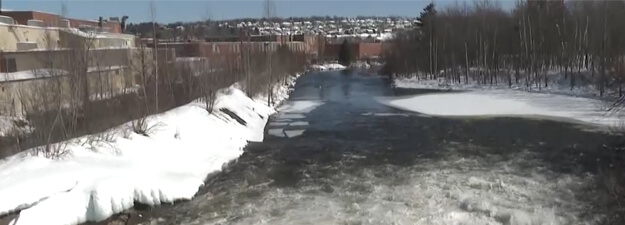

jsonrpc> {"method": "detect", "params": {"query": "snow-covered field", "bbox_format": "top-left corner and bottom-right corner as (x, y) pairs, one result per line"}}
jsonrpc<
(0, 76), (298, 225)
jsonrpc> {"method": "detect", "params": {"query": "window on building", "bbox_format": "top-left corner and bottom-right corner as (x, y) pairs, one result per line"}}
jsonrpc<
(1, 58), (17, 73)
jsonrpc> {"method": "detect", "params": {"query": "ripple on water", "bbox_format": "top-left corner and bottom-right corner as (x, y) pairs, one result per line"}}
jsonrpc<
(169, 144), (606, 225)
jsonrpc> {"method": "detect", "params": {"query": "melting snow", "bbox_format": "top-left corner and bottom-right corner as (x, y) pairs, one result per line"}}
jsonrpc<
(0, 116), (30, 137)
(309, 63), (347, 71)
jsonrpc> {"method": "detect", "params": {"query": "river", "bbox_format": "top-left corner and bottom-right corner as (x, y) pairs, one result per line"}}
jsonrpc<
(102, 70), (622, 225)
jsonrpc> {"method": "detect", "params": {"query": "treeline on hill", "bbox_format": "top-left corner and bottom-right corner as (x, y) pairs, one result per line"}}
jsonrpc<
(382, 0), (625, 97)
(0, 38), (306, 159)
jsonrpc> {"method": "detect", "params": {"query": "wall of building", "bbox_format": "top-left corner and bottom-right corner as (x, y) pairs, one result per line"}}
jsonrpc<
(69, 18), (121, 34)
(0, 67), (131, 117)
(0, 24), (61, 51)
(0, 11), (121, 33)
(59, 31), (136, 49)
(322, 42), (384, 60)
(358, 43), (383, 59)
(157, 41), (307, 59)
(0, 23), (134, 52)
(0, 11), (36, 25)
(1, 48), (134, 72)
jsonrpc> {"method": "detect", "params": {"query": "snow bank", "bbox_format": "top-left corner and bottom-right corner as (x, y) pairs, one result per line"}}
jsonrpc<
(394, 71), (609, 99)
(309, 63), (347, 71)
(0, 116), (29, 137)
(393, 76), (456, 90)
(0, 78), (298, 225)
(350, 61), (371, 69)
(379, 90), (620, 127)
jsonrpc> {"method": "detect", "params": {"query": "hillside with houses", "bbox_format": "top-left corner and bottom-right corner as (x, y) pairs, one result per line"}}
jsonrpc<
(126, 16), (420, 43)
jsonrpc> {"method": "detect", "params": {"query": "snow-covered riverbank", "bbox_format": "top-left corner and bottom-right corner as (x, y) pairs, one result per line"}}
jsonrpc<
(0, 75), (299, 225)
(309, 63), (347, 71)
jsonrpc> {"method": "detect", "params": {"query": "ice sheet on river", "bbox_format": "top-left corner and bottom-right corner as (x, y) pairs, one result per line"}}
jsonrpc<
(268, 100), (323, 138)
(378, 90), (621, 128)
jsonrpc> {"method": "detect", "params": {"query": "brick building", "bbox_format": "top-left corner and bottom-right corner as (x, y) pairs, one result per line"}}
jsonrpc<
(0, 11), (121, 33)
(153, 33), (315, 60)
(322, 42), (384, 60)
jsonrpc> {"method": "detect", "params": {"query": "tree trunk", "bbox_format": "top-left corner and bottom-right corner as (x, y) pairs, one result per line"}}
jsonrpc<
(464, 42), (469, 84)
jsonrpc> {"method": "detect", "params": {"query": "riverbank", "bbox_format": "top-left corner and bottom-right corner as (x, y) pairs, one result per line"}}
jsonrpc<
(0, 75), (299, 225)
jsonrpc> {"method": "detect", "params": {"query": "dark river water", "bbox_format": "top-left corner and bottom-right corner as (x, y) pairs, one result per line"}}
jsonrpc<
(103, 70), (623, 225)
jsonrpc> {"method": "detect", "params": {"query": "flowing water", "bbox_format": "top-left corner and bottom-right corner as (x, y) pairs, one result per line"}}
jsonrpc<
(130, 70), (622, 225)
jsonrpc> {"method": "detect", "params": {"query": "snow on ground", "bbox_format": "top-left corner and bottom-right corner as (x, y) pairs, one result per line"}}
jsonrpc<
(0, 76), (298, 225)
(390, 73), (625, 128)
(393, 71), (609, 99)
(0, 69), (67, 82)
(375, 32), (394, 41)
(325, 32), (394, 42)
(379, 90), (621, 128)
(1, 66), (127, 82)
(309, 63), (347, 71)
(0, 116), (30, 137)
(350, 61), (371, 69)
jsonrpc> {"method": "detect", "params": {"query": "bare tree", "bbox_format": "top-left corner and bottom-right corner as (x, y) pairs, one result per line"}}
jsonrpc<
(263, 0), (276, 106)
(382, 0), (625, 98)
(150, 0), (159, 112)
(263, 0), (276, 22)
(60, 1), (68, 18)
